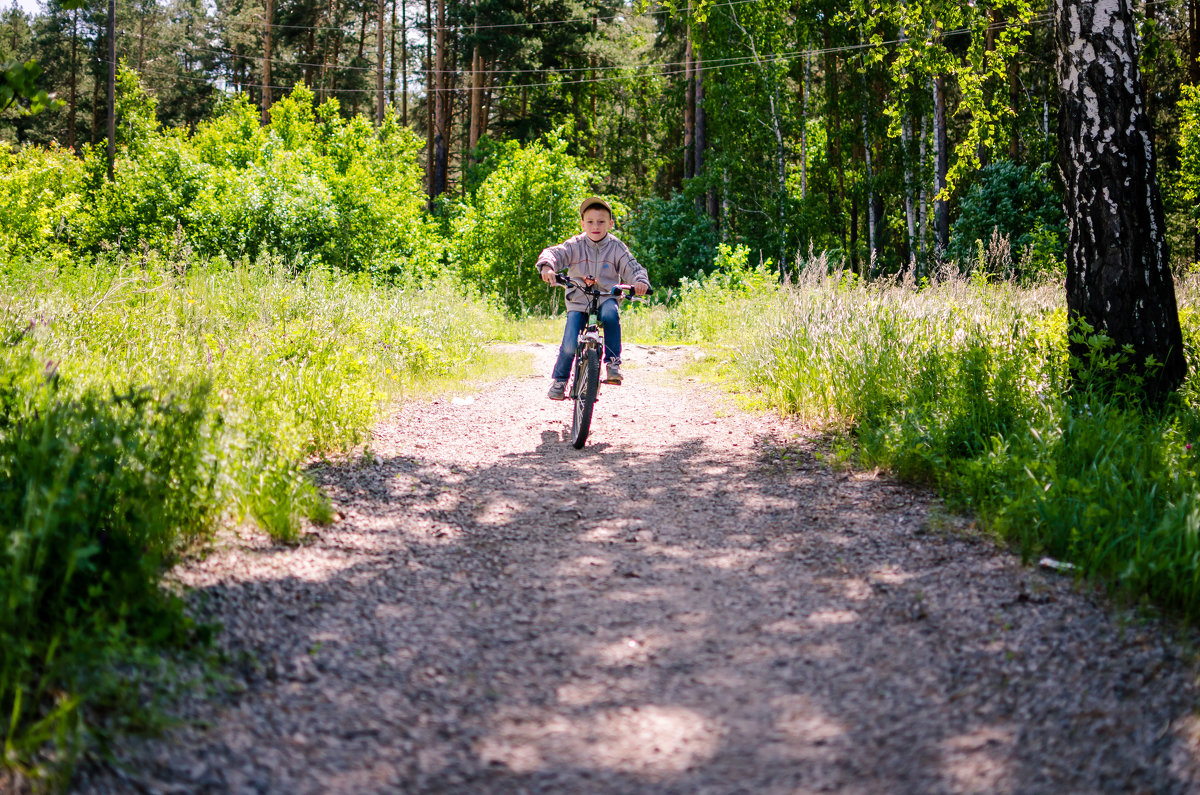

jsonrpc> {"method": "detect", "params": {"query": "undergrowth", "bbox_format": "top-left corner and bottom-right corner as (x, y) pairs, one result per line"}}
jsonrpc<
(672, 253), (1200, 622)
(0, 252), (502, 787)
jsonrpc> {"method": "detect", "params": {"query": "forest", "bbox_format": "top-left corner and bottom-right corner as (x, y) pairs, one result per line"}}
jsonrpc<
(2, 0), (1196, 283)
(6, 0), (1200, 789)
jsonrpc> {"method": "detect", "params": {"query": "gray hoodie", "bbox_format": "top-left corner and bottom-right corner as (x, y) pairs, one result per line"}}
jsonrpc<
(536, 232), (650, 312)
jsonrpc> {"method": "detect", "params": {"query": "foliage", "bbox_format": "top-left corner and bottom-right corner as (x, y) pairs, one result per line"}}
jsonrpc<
(1, 59), (53, 114)
(673, 269), (1200, 619)
(622, 190), (719, 288)
(0, 142), (85, 263)
(0, 351), (216, 786)
(1178, 85), (1200, 269)
(0, 253), (504, 783)
(3, 71), (442, 278)
(948, 160), (1066, 279)
(451, 128), (598, 314)
(656, 243), (782, 343)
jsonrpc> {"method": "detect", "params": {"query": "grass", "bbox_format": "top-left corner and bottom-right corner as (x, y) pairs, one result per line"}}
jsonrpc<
(669, 253), (1200, 621)
(0, 251), (505, 788)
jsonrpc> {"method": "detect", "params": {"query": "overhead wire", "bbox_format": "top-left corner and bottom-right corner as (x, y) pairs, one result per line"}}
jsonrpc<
(236, 0), (769, 35)
(98, 0), (1175, 97)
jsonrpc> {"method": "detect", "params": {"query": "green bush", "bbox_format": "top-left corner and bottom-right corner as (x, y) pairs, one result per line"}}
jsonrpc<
(713, 269), (1200, 618)
(948, 160), (1066, 280)
(450, 128), (598, 314)
(0, 143), (85, 263)
(0, 253), (504, 783)
(657, 243), (781, 343)
(2, 70), (442, 278)
(0, 352), (216, 784)
(622, 191), (719, 288)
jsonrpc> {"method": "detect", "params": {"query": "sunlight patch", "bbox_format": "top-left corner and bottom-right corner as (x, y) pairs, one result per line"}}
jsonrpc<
(806, 609), (860, 626)
(476, 497), (524, 526)
(477, 705), (722, 777)
(940, 725), (1016, 793)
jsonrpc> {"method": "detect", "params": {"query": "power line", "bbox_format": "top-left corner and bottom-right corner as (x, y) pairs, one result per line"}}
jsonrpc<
(241, 0), (768, 35)
(95, 1), (1120, 98)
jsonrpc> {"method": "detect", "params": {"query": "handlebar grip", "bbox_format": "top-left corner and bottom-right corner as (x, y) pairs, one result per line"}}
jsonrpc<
(612, 285), (653, 297)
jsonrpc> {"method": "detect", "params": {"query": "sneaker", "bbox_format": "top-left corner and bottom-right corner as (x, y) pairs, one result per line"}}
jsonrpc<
(604, 361), (623, 384)
(547, 380), (568, 400)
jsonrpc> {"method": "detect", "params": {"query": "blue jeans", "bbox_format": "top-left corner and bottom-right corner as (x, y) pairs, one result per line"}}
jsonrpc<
(552, 301), (621, 382)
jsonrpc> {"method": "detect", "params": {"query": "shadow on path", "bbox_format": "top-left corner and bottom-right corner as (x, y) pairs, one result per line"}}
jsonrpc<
(76, 348), (1200, 794)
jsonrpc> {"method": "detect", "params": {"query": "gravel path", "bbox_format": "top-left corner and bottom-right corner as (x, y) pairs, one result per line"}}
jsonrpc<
(77, 342), (1200, 794)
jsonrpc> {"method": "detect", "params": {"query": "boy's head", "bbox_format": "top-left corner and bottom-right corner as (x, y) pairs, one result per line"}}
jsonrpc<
(579, 197), (614, 242)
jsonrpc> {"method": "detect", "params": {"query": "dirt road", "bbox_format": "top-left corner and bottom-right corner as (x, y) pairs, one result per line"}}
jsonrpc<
(78, 343), (1200, 794)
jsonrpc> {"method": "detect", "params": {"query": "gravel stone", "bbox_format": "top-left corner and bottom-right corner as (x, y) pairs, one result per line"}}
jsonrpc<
(73, 343), (1200, 794)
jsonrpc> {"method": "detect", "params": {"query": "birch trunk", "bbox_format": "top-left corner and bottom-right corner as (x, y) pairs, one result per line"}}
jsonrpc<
(1055, 0), (1186, 394)
(933, 75), (949, 258)
(902, 113), (916, 272)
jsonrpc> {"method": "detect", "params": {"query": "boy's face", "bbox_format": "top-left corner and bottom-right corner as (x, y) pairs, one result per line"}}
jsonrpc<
(581, 207), (614, 242)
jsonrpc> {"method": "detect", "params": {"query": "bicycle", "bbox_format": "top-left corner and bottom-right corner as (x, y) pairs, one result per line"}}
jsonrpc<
(553, 273), (652, 449)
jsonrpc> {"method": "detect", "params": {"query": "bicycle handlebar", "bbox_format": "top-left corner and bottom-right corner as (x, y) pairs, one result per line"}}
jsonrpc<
(552, 273), (653, 297)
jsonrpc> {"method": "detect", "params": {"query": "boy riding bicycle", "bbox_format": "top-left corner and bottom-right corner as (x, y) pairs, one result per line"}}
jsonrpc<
(537, 197), (651, 400)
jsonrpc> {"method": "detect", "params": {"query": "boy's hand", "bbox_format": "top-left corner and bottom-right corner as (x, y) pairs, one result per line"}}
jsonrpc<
(540, 266), (556, 285)
(634, 282), (650, 297)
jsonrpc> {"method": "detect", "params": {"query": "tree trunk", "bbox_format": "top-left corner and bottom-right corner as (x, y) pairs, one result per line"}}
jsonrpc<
(1055, 0), (1186, 394)
(824, 29), (846, 255)
(933, 74), (949, 258)
(106, 0), (115, 180)
(68, 9), (78, 150)
(799, 47), (808, 201)
(377, 0), (386, 124)
(860, 65), (876, 273)
(262, 0), (273, 124)
(431, 0), (448, 200)
(902, 112), (916, 272)
(425, 0), (434, 200)
(91, 64), (101, 144)
(481, 74), (492, 139)
(304, 29), (315, 87)
(319, 0), (339, 102)
(918, 112), (928, 276)
(696, 60), (710, 215)
(354, 5), (368, 114)
(1191, 0), (1199, 86)
(401, 0), (409, 125)
(469, 44), (483, 156)
(683, 3), (695, 181)
(1191, 0), (1200, 265)
(390, 0), (397, 107)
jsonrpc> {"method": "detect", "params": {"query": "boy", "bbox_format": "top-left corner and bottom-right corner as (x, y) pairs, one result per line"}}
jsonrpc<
(537, 197), (651, 400)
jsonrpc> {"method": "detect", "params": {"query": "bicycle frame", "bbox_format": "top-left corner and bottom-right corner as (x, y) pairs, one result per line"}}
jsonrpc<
(552, 273), (650, 448)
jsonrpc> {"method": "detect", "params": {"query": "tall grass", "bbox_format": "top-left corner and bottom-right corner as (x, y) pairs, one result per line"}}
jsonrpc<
(675, 254), (1200, 620)
(0, 252), (503, 786)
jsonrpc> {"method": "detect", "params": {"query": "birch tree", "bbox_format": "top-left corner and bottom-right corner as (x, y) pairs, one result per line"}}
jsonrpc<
(1055, 0), (1186, 394)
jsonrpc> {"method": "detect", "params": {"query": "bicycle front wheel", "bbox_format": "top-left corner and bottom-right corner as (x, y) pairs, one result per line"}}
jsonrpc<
(570, 347), (601, 449)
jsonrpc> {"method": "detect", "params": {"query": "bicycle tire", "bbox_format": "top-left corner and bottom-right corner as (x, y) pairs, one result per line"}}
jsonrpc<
(570, 347), (601, 449)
